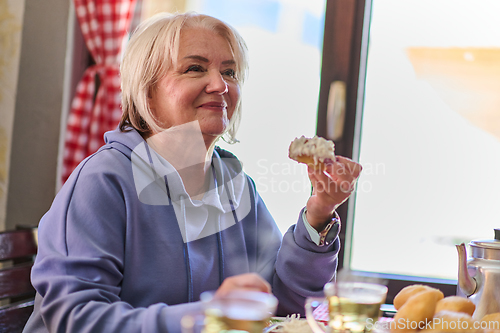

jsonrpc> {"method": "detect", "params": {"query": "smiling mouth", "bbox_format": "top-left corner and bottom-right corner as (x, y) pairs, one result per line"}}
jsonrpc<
(199, 102), (227, 111)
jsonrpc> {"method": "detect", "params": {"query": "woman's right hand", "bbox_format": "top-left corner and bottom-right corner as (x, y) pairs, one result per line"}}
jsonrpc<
(214, 273), (271, 298)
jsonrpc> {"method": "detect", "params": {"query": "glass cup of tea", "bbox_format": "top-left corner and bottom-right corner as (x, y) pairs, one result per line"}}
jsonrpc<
(305, 282), (388, 333)
(193, 290), (278, 333)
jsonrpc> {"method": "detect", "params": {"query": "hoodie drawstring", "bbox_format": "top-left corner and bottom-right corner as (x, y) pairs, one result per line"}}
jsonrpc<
(212, 166), (225, 286)
(180, 194), (195, 302)
(166, 179), (223, 302)
(163, 164), (237, 302)
(163, 176), (194, 303)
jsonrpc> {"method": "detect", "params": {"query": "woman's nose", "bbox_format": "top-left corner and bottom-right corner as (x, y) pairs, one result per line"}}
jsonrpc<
(205, 71), (228, 95)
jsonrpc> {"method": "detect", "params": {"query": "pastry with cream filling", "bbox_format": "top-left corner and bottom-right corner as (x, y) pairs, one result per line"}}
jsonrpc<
(288, 136), (335, 170)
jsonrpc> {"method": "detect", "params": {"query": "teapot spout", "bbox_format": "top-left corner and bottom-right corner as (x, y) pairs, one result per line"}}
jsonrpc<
(456, 243), (477, 296)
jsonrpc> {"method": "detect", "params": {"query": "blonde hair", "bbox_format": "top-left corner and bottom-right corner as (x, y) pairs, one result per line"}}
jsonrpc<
(120, 12), (248, 143)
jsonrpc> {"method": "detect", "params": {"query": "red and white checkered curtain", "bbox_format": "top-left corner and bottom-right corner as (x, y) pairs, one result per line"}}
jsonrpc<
(61, 0), (137, 184)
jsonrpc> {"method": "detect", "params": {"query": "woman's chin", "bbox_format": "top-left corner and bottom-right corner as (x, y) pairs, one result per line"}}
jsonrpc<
(200, 121), (229, 138)
(200, 129), (227, 146)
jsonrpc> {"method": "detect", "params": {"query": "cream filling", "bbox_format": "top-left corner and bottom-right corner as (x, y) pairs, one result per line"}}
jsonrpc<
(288, 135), (336, 164)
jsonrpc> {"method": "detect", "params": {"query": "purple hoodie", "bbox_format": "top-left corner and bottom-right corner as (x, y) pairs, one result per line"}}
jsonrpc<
(23, 128), (339, 333)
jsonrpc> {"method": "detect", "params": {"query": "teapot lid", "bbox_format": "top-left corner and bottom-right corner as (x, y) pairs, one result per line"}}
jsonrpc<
(469, 229), (500, 260)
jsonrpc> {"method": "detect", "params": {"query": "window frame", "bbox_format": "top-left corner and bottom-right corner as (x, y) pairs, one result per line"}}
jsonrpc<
(317, 0), (457, 304)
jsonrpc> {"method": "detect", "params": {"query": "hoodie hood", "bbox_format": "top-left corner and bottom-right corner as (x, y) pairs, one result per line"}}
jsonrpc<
(104, 126), (251, 242)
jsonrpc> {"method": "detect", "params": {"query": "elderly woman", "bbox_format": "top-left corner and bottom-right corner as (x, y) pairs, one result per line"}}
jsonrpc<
(24, 12), (361, 333)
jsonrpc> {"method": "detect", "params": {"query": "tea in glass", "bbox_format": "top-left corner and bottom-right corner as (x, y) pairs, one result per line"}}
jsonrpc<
(201, 291), (278, 333)
(326, 282), (387, 333)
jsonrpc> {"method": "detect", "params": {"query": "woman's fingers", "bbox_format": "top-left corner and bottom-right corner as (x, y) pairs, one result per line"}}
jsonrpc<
(335, 156), (362, 178)
(324, 156), (362, 183)
(215, 273), (271, 298)
(306, 156), (362, 228)
(308, 156), (361, 195)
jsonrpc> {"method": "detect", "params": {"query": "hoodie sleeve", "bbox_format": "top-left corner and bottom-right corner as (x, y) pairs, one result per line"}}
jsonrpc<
(26, 150), (200, 333)
(245, 177), (340, 317)
(272, 208), (340, 316)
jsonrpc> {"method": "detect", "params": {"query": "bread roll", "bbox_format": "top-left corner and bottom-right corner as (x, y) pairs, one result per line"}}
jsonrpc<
(393, 285), (438, 310)
(420, 310), (476, 333)
(480, 313), (500, 332)
(481, 312), (500, 323)
(392, 289), (444, 332)
(435, 296), (476, 316)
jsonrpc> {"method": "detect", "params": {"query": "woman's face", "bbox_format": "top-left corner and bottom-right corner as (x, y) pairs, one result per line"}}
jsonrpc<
(149, 27), (240, 146)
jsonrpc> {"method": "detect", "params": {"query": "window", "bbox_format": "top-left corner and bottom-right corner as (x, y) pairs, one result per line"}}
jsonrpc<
(320, 0), (500, 302)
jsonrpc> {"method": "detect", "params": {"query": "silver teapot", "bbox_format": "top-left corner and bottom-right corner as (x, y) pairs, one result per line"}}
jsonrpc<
(457, 229), (500, 320)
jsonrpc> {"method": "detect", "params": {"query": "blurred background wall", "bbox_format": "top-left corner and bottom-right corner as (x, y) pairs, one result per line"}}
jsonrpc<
(0, 0), (25, 230)
(2, 0), (70, 230)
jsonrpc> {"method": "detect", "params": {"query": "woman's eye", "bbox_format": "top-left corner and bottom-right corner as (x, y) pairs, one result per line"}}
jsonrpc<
(185, 65), (204, 73)
(222, 69), (236, 78)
